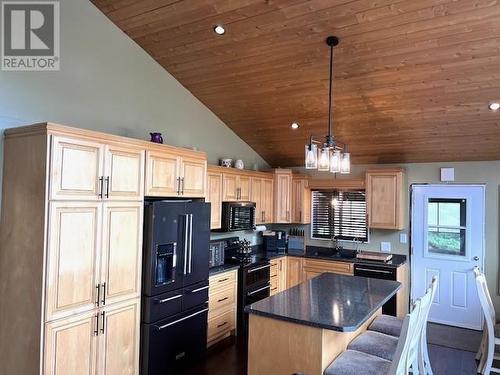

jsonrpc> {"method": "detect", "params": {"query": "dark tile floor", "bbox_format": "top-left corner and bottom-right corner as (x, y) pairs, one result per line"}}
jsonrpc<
(183, 337), (478, 375)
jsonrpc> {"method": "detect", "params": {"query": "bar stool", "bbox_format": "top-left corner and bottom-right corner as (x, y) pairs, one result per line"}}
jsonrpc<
(367, 277), (438, 374)
(324, 298), (423, 375)
(474, 267), (500, 374)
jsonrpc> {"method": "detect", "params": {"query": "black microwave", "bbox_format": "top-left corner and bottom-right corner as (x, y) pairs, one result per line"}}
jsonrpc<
(221, 201), (256, 232)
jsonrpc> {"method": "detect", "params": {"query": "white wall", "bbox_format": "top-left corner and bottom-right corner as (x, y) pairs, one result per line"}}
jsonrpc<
(0, 0), (268, 190)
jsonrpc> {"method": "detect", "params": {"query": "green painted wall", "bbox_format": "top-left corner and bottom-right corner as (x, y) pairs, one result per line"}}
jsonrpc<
(300, 161), (500, 312)
(0, 0), (268, 190)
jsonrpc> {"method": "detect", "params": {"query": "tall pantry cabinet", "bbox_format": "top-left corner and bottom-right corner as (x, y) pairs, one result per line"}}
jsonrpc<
(0, 123), (144, 375)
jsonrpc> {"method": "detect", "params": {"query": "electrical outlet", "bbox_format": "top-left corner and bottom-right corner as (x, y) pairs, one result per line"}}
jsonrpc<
(380, 242), (392, 253)
(399, 233), (407, 244)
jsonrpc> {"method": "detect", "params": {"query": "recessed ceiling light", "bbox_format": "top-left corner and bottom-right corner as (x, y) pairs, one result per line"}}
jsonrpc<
(213, 25), (225, 35)
(489, 102), (500, 111)
(291, 122), (300, 129)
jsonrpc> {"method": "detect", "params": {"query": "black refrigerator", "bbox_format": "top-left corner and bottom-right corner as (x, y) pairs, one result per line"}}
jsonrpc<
(141, 200), (210, 375)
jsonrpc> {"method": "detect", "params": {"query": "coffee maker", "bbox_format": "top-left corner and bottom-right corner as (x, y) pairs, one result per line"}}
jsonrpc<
(263, 230), (288, 254)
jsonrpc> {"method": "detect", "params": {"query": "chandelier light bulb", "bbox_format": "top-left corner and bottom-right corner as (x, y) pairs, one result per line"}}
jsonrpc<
(305, 144), (318, 169)
(340, 152), (351, 174)
(330, 150), (341, 173)
(318, 148), (330, 171)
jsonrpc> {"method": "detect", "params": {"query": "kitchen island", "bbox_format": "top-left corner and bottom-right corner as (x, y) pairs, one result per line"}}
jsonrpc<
(245, 272), (401, 375)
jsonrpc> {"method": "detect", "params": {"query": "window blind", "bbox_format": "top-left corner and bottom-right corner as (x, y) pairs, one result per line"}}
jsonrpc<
(311, 190), (368, 242)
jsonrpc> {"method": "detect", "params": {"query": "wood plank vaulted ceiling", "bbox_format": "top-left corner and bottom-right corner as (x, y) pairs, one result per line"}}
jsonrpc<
(91, 0), (500, 167)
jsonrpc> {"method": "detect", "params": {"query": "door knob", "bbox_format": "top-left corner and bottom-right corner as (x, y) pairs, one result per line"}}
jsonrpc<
(473, 256), (480, 261)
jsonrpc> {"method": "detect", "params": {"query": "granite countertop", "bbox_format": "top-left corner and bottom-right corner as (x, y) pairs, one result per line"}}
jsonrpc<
(208, 264), (239, 276)
(245, 273), (401, 332)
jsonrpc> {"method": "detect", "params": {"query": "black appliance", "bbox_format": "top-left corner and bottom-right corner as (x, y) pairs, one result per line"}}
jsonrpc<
(263, 230), (288, 254)
(221, 201), (256, 232)
(354, 263), (397, 316)
(208, 239), (225, 268)
(224, 239), (270, 338)
(141, 200), (210, 375)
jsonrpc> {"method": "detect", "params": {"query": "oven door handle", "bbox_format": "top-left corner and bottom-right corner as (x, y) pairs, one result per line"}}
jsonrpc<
(247, 264), (270, 274)
(155, 294), (182, 304)
(356, 267), (393, 275)
(188, 285), (209, 293)
(247, 284), (270, 296)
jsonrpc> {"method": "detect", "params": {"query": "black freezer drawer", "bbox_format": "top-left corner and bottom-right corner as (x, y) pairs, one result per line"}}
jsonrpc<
(141, 305), (208, 375)
(142, 280), (209, 324)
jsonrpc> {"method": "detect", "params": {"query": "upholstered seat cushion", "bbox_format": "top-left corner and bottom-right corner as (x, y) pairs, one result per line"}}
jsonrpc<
(324, 350), (392, 375)
(369, 314), (403, 337)
(347, 331), (399, 361)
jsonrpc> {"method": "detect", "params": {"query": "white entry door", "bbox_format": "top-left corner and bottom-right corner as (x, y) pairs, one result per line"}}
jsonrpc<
(411, 184), (484, 330)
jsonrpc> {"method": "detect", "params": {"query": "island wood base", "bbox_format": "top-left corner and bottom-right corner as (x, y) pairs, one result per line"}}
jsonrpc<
(248, 308), (382, 375)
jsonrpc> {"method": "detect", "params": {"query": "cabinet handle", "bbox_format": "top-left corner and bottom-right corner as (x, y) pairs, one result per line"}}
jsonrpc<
(176, 177), (180, 195)
(262, 211), (265, 222)
(217, 297), (228, 303)
(181, 177), (185, 195)
(101, 282), (106, 305)
(218, 278), (229, 283)
(105, 177), (110, 198)
(98, 177), (104, 199)
(217, 321), (228, 328)
(100, 311), (106, 334)
(299, 210), (302, 222)
(95, 284), (100, 306)
(94, 313), (99, 336)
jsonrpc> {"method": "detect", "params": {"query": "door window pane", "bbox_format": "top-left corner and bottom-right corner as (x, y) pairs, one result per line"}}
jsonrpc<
(427, 198), (466, 256)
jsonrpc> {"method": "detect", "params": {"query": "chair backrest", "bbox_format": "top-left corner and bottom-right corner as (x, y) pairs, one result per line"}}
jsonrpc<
(389, 298), (422, 375)
(389, 277), (437, 375)
(474, 267), (495, 335)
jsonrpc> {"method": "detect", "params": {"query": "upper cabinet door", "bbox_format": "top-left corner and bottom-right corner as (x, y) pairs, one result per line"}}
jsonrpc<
(366, 169), (405, 230)
(145, 150), (180, 197)
(251, 178), (263, 223)
(101, 202), (143, 307)
(50, 136), (104, 201)
(97, 300), (140, 375)
(274, 174), (291, 223)
(222, 174), (238, 201)
(180, 156), (207, 198)
(292, 179), (311, 224)
(104, 145), (144, 201)
(262, 179), (274, 223)
(46, 202), (102, 322)
(207, 172), (223, 229)
(44, 310), (98, 375)
(238, 176), (251, 201)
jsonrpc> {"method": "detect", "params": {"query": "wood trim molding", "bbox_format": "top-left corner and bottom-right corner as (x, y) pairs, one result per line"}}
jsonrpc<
(207, 165), (274, 179)
(308, 178), (366, 191)
(4, 122), (206, 159)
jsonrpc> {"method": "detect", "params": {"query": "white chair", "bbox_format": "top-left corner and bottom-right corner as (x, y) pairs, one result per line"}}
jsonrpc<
(367, 277), (438, 374)
(324, 298), (423, 375)
(474, 267), (500, 374)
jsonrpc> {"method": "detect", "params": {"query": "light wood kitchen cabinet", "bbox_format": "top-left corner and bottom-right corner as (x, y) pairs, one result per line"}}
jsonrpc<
(97, 300), (141, 375)
(223, 173), (250, 201)
(101, 202), (143, 307)
(145, 148), (207, 198)
(273, 169), (292, 223)
(44, 299), (140, 375)
(262, 178), (274, 223)
(286, 257), (304, 289)
(366, 168), (405, 230)
(292, 176), (311, 224)
(251, 177), (263, 223)
(207, 170), (223, 229)
(0, 123), (144, 375)
(44, 309), (98, 375)
(51, 136), (144, 201)
(270, 257), (287, 295)
(208, 269), (238, 346)
(303, 259), (353, 279)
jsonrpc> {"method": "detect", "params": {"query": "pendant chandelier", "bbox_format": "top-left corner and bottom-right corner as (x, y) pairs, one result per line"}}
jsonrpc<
(305, 36), (350, 174)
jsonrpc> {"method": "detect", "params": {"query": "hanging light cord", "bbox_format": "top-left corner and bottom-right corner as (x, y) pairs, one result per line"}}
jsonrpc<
(328, 43), (334, 142)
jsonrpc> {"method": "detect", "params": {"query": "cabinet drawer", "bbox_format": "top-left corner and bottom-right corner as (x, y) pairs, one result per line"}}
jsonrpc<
(209, 287), (235, 317)
(207, 309), (235, 343)
(303, 259), (353, 276)
(209, 270), (236, 291)
(270, 263), (278, 278)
